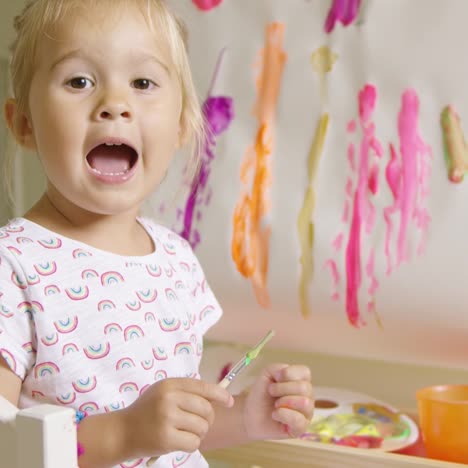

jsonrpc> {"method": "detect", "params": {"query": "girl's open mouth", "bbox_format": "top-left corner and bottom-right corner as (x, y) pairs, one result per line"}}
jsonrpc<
(86, 142), (138, 184)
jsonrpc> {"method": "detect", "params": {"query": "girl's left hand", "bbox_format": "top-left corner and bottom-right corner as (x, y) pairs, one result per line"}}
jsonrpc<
(242, 363), (314, 440)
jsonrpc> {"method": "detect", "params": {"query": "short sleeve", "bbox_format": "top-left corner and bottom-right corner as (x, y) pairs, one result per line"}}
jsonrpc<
(0, 245), (36, 380)
(188, 253), (223, 335)
(139, 219), (224, 337)
(188, 251), (223, 336)
(161, 228), (223, 336)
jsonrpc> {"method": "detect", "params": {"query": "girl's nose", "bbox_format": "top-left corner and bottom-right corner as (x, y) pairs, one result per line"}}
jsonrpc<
(93, 93), (133, 122)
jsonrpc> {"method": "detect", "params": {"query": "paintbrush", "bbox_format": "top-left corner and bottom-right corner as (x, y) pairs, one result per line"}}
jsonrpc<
(147, 329), (275, 466)
(218, 329), (275, 388)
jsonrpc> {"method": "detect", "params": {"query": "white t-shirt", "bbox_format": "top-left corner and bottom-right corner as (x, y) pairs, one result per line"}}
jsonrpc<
(0, 217), (222, 468)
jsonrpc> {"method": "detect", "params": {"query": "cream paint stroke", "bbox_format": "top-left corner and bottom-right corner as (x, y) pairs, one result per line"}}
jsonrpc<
(232, 23), (286, 308)
(440, 105), (468, 183)
(311, 46), (338, 106)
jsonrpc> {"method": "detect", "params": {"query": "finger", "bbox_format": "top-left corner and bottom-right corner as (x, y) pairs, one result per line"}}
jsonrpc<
(272, 407), (310, 438)
(197, 381), (234, 407)
(274, 395), (314, 418)
(261, 363), (290, 381)
(178, 378), (234, 407)
(273, 365), (312, 383)
(179, 393), (215, 425)
(269, 380), (313, 399)
(174, 410), (211, 439)
(172, 429), (203, 453)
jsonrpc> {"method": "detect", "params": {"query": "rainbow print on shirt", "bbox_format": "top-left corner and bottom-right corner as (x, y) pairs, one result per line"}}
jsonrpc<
(100, 271), (125, 286)
(83, 343), (111, 360)
(34, 361), (60, 378)
(72, 376), (98, 393)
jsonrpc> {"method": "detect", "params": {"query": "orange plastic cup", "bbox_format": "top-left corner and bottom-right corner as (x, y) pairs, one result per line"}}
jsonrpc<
(416, 385), (468, 463)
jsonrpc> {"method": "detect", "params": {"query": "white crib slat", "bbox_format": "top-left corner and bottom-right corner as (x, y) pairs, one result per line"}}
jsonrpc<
(16, 404), (77, 468)
(0, 395), (19, 467)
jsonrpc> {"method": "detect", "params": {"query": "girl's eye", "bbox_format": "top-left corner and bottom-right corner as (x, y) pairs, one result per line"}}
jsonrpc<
(132, 79), (156, 90)
(67, 77), (93, 89)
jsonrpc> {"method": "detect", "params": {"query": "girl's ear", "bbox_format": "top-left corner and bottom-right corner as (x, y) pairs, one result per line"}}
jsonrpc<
(4, 98), (37, 151)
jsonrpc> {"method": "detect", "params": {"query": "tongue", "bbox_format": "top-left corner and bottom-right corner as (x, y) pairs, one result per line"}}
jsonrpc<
(87, 145), (133, 174)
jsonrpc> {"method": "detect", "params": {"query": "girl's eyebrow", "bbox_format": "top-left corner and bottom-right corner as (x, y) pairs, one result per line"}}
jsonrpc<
(130, 51), (170, 74)
(49, 49), (86, 71)
(49, 49), (170, 74)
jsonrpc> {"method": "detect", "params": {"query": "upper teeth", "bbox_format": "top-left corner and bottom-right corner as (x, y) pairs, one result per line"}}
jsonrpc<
(105, 143), (122, 146)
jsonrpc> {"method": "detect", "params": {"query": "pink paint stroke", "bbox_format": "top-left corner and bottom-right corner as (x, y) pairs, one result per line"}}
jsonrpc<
(342, 201), (350, 223)
(179, 49), (234, 248)
(325, 0), (362, 33)
(348, 142), (356, 171)
(366, 247), (378, 297)
(383, 143), (401, 275)
(325, 259), (340, 301)
(345, 84), (383, 327)
(328, 87), (431, 327)
(333, 233), (344, 251)
(368, 164), (379, 195)
(383, 89), (431, 273)
(346, 178), (353, 197)
(192, 0), (223, 11)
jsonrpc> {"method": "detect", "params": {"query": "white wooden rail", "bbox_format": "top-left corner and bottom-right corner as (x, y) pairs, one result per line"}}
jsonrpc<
(0, 395), (77, 468)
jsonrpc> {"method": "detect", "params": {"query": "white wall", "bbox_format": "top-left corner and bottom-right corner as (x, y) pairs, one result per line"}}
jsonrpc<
(0, 0), (45, 220)
(0, 0), (28, 60)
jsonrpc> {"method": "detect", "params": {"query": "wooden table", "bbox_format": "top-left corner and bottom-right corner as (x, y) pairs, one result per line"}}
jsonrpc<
(205, 412), (467, 468)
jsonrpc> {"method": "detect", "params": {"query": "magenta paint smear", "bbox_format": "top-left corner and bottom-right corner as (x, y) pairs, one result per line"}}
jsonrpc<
(384, 90), (431, 274)
(325, 84), (382, 327)
(345, 85), (383, 326)
(179, 49), (234, 249)
(325, 0), (362, 33)
(192, 0), (223, 11)
(327, 86), (432, 327)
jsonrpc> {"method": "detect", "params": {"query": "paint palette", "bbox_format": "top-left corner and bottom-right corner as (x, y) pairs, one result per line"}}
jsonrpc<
(301, 387), (419, 452)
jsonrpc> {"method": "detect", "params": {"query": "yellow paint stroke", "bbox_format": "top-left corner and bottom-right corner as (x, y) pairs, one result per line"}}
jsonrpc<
(311, 46), (338, 104)
(441, 105), (468, 183)
(297, 114), (329, 318)
(232, 23), (286, 308)
(296, 46), (337, 319)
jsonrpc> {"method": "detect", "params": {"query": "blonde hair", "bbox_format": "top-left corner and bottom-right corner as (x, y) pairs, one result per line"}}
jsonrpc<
(6, 0), (203, 186)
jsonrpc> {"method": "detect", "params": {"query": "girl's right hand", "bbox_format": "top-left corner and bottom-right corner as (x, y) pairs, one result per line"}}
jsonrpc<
(120, 378), (234, 459)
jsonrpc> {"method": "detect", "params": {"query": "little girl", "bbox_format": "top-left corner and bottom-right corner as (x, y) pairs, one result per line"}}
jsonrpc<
(0, 1), (314, 467)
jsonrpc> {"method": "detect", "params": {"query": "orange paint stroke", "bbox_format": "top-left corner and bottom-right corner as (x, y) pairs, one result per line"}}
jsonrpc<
(232, 125), (272, 278)
(231, 23), (287, 308)
(254, 23), (287, 123)
(297, 114), (329, 318)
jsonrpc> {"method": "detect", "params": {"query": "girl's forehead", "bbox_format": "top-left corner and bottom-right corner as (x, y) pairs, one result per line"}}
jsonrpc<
(38, 5), (175, 68)
(47, 4), (159, 42)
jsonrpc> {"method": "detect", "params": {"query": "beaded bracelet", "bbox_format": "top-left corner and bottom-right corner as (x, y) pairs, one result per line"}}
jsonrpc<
(75, 410), (88, 457)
